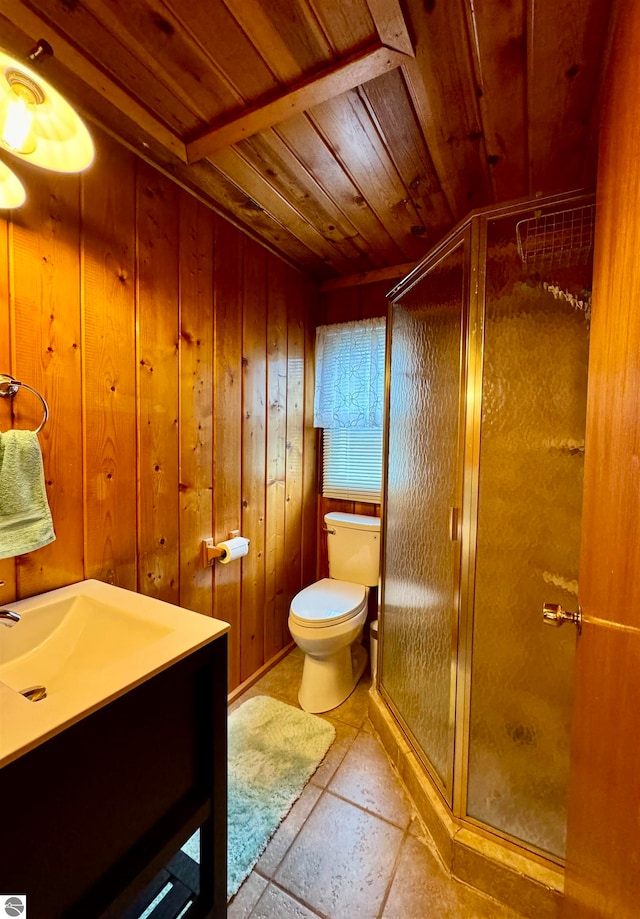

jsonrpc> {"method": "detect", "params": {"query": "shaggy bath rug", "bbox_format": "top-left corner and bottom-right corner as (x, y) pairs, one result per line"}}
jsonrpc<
(182, 694), (335, 901)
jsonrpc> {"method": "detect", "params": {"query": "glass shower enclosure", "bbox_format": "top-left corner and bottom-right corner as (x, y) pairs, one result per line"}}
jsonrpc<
(379, 191), (592, 861)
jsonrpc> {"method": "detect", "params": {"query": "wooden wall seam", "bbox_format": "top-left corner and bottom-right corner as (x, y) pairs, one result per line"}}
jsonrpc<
(265, 257), (289, 659)
(134, 153), (142, 596)
(80, 164), (88, 586)
(240, 236), (268, 682)
(212, 212), (243, 687)
(136, 160), (181, 604)
(178, 192), (214, 618)
(0, 215), (15, 604)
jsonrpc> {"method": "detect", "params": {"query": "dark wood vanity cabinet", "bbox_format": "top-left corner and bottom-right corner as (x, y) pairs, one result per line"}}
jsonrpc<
(0, 635), (227, 919)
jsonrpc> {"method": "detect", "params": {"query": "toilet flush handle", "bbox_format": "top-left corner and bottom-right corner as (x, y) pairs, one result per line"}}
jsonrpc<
(323, 527), (336, 535)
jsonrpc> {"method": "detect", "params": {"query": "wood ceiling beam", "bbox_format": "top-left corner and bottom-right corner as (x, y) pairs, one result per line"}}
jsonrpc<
(185, 43), (413, 164)
(3, 1), (188, 163)
(320, 261), (416, 291)
(364, 0), (414, 56)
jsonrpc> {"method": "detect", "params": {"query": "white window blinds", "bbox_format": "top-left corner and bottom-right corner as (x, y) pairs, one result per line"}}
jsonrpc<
(322, 427), (383, 502)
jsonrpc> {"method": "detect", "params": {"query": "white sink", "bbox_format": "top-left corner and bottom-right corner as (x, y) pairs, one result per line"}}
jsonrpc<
(0, 579), (229, 767)
(0, 594), (173, 694)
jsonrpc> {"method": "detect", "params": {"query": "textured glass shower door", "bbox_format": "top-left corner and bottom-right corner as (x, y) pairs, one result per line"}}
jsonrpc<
(380, 241), (467, 800)
(464, 212), (590, 857)
(380, 194), (592, 860)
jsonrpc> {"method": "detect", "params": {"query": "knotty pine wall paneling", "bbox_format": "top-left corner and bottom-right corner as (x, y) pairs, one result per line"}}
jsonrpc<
(178, 191), (214, 618)
(265, 258), (289, 661)
(136, 163), (181, 606)
(240, 238), (268, 683)
(0, 127), (319, 694)
(82, 138), (137, 591)
(0, 218), (14, 605)
(284, 277), (305, 628)
(12, 169), (84, 598)
(211, 215), (243, 688)
(301, 287), (318, 589)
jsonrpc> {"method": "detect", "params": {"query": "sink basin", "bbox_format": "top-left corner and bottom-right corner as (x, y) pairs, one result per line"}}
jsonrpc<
(0, 594), (173, 696)
(0, 579), (229, 767)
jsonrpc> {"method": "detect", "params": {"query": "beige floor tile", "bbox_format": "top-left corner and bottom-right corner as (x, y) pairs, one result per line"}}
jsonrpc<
(275, 791), (404, 918)
(256, 783), (323, 878)
(227, 872), (268, 918)
(328, 731), (413, 830)
(229, 684), (263, 715)
(381, 834), (525, 919)
(250, 653), (304, 708)
(408, 814), (428, 839)
(310, 717), (358, 788)
(328, 675), (372, 729)
(227, 651), (526, 919)
(360, 716), (374, 734)
(250, 883), (323, 918)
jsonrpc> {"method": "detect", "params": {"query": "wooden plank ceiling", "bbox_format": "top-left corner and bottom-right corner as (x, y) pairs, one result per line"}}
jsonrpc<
(0, 0), (612, 283)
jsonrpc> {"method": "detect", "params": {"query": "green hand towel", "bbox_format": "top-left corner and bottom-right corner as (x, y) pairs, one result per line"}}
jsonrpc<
(0, 429), (56, 559)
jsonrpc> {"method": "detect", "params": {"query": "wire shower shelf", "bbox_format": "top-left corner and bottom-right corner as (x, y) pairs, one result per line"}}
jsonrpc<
(516, 204), (595, 269)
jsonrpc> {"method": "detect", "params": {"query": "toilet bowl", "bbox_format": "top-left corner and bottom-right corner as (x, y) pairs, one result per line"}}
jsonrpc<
(289, 511), (380, 713)
(288, 578), (369, 713)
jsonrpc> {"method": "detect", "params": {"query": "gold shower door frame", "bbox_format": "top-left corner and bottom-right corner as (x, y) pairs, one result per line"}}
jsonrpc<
(379, 189), (593, 867)
(379, 227), (471, 806)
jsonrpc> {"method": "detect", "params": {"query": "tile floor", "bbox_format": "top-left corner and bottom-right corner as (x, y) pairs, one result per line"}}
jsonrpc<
(228, 649), (525, 919)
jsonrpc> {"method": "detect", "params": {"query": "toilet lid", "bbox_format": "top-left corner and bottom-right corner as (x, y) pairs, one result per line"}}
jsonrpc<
(290, 578), (367, 628)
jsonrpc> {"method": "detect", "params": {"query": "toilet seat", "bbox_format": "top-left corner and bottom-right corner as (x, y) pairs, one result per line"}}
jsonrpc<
(290, 578), (367, 628)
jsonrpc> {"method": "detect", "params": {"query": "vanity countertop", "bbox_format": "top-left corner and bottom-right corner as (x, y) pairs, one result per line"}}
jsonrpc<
(0, 579), (229, 768)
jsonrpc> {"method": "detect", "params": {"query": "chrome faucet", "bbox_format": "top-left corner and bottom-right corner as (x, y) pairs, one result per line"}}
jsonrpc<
(0, 609), (20, 627)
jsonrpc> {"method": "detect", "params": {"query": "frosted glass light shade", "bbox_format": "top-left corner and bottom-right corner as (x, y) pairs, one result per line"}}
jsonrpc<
(0, 49), (94, 173)
(0, 160), (25, 208)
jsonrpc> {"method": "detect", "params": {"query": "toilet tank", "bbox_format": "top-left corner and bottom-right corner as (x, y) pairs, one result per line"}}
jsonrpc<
(325, 512), (381, 586)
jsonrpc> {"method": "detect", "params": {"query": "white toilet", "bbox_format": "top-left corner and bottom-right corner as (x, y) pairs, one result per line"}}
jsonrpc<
(288, 511), (380, 713)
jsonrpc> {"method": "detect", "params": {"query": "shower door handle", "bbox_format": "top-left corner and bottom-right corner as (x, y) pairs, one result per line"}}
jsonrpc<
(542, 602), (582, 634)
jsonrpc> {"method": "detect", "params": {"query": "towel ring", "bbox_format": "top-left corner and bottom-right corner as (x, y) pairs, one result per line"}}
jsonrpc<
(0, 373), (49, 434)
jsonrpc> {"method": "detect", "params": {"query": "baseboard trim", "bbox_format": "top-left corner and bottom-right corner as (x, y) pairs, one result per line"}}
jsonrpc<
(227, 642), (296, 705)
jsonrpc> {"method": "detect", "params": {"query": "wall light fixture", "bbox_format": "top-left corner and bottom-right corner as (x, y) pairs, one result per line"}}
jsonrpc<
(0, 42), (94, 173)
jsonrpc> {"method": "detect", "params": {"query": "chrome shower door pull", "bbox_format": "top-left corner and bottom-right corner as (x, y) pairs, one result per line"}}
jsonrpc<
(542, 602), (582, 634)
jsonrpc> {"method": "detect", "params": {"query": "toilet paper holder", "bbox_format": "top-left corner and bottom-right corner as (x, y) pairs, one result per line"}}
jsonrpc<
(202, 531), (249, 566)
(203, 539), (225, 564)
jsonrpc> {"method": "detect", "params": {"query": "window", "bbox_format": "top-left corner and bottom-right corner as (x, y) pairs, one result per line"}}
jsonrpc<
(314, 318), (386, 502)
(322, 427), (383, 501)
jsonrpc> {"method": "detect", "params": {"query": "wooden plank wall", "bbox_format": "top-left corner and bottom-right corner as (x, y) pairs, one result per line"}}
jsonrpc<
(316, 280), (388, 577)
(0, 128), (318, 693)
